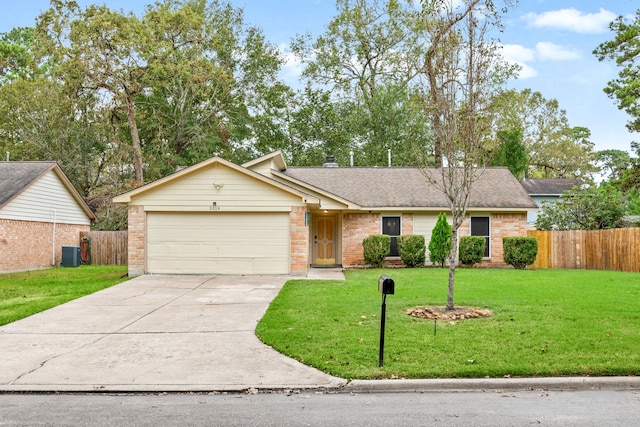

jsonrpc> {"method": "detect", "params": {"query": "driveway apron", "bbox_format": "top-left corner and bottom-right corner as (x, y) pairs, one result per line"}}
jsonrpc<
(0, 274), (346, 392)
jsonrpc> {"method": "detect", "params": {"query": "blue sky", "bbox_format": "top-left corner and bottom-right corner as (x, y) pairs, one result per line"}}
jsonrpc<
(1, 0), (638, 154)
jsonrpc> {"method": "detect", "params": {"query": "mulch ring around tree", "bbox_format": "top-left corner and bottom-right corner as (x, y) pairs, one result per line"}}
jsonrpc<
(406, 306), (493, 321)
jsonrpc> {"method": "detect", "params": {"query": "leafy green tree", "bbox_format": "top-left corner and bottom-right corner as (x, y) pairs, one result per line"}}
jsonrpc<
(428, 213), (451, 267)
(284, 87), (355, 166)
(490, 127), (528, 180)
(0, 27), (37, 84)
(596, 149), (631, 181)
(36, 0), (290, 185)
(535, 186), (626, 230)
(491, 89), (597, 180)
(291, 0), (432, 167)
(594, 10), (640, 133)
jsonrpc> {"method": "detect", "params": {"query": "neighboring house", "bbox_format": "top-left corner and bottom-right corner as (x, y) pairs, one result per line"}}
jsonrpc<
(114, 151), (537, 277)
(0, 162), (97, 273)
(521, 178), (583, 225)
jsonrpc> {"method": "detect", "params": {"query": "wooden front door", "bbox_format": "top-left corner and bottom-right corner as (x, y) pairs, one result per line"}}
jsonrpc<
(313, 216), (336, 265)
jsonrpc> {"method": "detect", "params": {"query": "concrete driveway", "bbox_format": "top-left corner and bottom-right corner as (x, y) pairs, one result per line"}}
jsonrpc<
(0, 273), (346, 392)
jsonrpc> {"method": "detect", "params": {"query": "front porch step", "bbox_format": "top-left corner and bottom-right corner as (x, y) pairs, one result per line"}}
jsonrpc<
(383, 258), (405, 268)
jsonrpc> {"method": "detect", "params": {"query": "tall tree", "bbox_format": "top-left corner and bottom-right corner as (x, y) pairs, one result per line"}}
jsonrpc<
(0, 27), (37, 84)
(416, 0), (515, 310)
(594, 9), (640, 134)
(490, 127), (528, 180)
(491, 88), (597, 179)
(35, 0), (289, 185)
(36, 1), (154, 184)
(596, 149), (631, 181)
(291, 0), (432, 166)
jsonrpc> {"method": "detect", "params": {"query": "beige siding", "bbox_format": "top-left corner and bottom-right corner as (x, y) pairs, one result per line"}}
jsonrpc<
(0, 171), (90, 225)
(414, 213), (448, 265)
(267, 176), (350, 210)
(132, 163), (305, 210)
(146, 212), (290, 274)
(244, 159), (273, 176)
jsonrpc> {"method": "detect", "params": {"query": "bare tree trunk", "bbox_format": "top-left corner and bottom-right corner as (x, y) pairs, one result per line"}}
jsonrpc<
(447, 226), (458, 310)
(124, 96), (144, 185)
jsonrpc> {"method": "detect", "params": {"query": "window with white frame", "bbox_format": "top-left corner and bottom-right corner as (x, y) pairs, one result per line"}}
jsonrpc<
(470, 216), (490, 258)
(382, 216), (401, 257)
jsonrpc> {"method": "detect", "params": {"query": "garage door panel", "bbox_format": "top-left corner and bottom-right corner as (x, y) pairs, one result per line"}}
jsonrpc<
(146, 212), (290, 274)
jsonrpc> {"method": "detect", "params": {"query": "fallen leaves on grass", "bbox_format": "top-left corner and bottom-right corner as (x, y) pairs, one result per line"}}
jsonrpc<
(406, 306), (493, 321)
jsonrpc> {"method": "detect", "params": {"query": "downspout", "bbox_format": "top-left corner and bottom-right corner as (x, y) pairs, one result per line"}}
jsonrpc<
(52, 210), (57, 266)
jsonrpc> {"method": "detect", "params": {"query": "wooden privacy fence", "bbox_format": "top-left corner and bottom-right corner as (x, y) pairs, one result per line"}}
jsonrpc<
(79, 231), (128, 265)
(528, 228), (640, 273)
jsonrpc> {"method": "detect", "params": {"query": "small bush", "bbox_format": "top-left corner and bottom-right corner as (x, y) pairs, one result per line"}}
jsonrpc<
(459, 236), (485, 267)
(362, 234), (390, 268)
(429, 213), (452, 267)
(398, 234), (426, 268)
(503, 237), (538, 269)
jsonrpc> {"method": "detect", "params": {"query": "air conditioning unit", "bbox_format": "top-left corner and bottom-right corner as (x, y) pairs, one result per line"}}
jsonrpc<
(61, 246), (81, 267)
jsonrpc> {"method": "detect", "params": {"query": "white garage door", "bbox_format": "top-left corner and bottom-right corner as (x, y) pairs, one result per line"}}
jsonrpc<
(146, 212), (290, 275)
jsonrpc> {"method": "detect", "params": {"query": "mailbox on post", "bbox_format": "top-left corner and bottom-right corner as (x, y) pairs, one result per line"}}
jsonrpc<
(378, 275), (394, 367)
(378, 275), (395, 295)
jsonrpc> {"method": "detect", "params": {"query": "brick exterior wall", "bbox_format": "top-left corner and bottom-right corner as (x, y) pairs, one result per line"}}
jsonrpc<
(340, 212), (527, 268)
(0, 219), (89, 272)
(402, 213), (414, 235)
(127, 205), (145, 277)
(290, 207), (309, 275)
(342, 213), (416, 267)
(458, 213), (529, 267)
(343, 213), (381, 266)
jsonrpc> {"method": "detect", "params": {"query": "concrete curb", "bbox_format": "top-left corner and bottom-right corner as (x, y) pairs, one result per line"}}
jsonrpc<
(1, 377), (638, 395)
(341, 377), (640, 393)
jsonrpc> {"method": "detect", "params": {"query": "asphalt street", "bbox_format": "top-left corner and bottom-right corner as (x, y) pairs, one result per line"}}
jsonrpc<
(2, 389), (640, 426)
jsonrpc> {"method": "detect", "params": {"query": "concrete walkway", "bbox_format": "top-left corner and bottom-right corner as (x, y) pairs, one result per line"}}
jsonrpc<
(0, 272), (346, 392)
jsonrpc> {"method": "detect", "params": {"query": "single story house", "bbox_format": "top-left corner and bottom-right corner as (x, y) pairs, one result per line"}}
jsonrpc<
(0, 162), (96, 272)
(114, 151), (537, 277)
(521, 178), (583, 225)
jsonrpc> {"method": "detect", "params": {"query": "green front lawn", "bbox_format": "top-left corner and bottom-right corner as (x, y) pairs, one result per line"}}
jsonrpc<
(0, 266), (129, 326)
(257, 268), (640, 379)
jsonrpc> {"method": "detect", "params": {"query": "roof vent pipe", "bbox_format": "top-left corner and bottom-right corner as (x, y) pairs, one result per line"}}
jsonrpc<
(350, 151), (354, 167)
(323, 155), (339, 168)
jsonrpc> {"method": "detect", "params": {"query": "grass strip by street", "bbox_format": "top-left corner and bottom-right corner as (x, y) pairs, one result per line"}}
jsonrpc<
(0, 266), (129, 326)
(256, 268), (640, 380)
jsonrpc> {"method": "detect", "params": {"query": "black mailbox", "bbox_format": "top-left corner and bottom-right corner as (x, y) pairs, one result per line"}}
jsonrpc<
(378, 275), (395, 295)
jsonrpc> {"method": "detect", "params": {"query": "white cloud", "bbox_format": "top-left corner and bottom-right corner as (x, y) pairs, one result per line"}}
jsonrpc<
(535, 42), (581, 61)
(522, 8), (617, 34)
(501, 44), (536, 63)
(500, 44), (537, 79)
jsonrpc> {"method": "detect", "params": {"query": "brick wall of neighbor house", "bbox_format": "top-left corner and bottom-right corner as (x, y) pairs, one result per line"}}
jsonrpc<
(127, 205), (145, 277)
(458, 213), (529, 266)
(290, 207), (309, 275)
(0, 219), (89, 272)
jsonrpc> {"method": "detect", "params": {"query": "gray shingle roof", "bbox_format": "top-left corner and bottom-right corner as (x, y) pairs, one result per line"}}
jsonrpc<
(283, 167), (537, 209)
(520, 178), (583, 196)
(0, 162), (55, 207)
